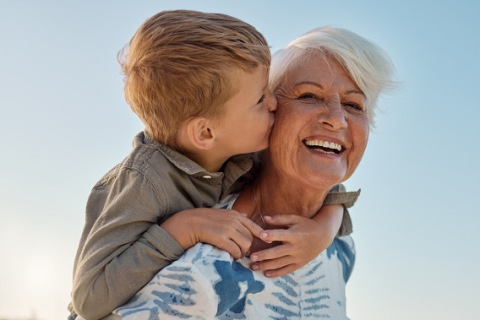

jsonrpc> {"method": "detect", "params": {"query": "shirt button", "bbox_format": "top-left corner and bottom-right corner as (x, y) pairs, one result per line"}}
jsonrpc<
(202, 175), (212, 179)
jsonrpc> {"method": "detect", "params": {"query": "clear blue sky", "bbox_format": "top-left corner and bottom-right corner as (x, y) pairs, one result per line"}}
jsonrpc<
(1, 1), (479, 319)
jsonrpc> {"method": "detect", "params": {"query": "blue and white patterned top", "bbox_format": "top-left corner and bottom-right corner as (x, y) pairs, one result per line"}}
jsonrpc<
(114, 197), (355, 320)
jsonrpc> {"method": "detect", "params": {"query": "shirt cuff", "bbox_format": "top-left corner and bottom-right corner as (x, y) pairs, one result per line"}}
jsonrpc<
(323, 186), (361, 208)
(144, 224), (185, 260)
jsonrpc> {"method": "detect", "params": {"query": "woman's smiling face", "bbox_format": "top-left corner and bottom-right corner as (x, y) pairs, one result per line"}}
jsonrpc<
(267, 54), (370, 188)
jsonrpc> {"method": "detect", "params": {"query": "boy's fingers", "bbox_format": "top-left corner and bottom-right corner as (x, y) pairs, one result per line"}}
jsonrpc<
(263, 214), (303, 227)
(242, 217), (265, 239)
(229, 231), (255, 258)
(227, 210), (264, 238)
(260, 229), (292, 243)
(250, 243), (290, 262)
(216, 240), (244, 260)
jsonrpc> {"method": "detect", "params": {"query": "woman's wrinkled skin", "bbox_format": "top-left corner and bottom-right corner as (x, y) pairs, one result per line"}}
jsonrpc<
(262, 54), (369, 219)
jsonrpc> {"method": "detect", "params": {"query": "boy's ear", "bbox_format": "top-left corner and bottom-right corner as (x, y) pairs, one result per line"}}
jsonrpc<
(185, 117), (215, 150)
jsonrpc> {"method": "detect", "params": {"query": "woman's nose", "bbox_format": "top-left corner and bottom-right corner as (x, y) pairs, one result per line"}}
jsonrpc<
(318, 99), (347, 130)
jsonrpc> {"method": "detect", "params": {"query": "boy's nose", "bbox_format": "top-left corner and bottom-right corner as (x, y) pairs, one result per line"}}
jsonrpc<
(267, 92), (278, 112)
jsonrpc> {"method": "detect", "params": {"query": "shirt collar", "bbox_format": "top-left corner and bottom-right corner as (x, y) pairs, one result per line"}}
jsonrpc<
(137, 131), (253, 182)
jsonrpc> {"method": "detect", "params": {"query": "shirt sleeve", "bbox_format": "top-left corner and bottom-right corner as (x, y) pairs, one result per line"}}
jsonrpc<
(323, 184), (361, 236)
(72, 167), (185, 320)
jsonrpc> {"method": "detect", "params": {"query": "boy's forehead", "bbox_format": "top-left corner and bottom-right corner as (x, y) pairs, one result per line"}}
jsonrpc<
(226, 66), (267, 101)
(255, 66), (270, 83)
(232, 66), (268, 86)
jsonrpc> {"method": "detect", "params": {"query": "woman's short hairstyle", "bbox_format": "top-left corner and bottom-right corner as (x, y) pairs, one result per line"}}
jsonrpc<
(118, 10), (270, 148)
(269, 26), (395, 127)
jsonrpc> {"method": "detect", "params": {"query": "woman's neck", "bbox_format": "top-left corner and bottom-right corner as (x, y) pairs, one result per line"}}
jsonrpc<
(232, 172), (331, 253)
(259, 169), (330, 219)
(234, 171), (330, 223)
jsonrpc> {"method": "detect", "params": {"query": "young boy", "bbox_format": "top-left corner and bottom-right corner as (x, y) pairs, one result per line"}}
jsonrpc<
(69, 10), (358, 320)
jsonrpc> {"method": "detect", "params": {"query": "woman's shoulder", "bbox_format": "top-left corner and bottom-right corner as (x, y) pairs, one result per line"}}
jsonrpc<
(336, 235), (355, 249)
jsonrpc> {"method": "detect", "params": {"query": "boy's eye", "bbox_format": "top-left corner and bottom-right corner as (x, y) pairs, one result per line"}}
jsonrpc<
(257, 94), (265, 104)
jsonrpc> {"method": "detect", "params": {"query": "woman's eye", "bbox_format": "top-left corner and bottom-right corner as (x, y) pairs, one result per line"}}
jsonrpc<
(257, 94), (265, 104)
(298, 93), (318, 100)
(344, 102), (364, 112)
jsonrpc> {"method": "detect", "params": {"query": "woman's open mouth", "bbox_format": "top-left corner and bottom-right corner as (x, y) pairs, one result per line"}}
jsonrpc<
(303, 139), (344, 154)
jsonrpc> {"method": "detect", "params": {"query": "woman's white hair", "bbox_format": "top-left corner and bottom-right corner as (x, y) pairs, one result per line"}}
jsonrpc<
(269, 26), (395, 127)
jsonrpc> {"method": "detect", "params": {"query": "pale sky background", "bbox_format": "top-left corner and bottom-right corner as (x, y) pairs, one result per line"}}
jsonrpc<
(1, 1), (479, 319)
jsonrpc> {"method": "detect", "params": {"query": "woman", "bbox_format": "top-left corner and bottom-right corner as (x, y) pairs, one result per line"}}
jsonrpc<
(114, 26), (395, 319)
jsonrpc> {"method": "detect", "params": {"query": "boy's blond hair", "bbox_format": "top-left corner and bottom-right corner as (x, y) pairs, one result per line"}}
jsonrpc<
(119, 10), (271, 148)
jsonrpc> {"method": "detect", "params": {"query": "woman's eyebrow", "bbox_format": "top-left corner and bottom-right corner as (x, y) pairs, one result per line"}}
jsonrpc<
(345, 89), (365, 97)
(295, 81), (323, 88)
(295, 82), (365, 98)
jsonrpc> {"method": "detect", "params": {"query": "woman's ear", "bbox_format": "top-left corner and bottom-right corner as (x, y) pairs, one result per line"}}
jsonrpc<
(184, 117), (215, 150)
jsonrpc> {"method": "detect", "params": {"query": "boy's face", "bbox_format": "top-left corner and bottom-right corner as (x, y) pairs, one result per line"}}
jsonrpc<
(213, 66), (277, 157)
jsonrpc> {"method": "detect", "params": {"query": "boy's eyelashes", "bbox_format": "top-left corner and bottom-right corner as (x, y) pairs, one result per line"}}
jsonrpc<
(257, 94), (265, 104)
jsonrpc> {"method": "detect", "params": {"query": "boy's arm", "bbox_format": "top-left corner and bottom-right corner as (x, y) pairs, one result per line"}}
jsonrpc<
(72, 169), (184, 320)
(161, 207), (264, 260)
(249, 184), (360, 277)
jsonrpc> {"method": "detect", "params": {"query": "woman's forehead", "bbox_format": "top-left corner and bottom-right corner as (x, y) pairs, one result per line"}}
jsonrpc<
(278, 55), (359, 92)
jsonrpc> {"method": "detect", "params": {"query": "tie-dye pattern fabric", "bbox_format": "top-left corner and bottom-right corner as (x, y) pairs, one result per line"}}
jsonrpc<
(114, 236), (355, 320)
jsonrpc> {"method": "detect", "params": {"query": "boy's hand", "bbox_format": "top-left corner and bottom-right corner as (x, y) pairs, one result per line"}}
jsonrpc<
(161, 208), (264, 260)
(249, 205), (343, 277)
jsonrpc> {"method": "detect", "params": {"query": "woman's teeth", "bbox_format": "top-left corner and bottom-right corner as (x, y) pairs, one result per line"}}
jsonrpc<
(304, 139), (343, 153)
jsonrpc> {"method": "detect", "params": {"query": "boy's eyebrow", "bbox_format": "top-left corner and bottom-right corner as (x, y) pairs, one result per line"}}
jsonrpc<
(256, 82), (268, 98)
